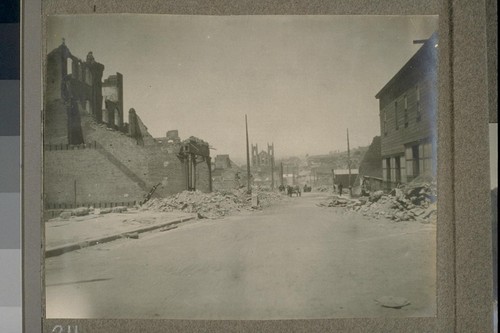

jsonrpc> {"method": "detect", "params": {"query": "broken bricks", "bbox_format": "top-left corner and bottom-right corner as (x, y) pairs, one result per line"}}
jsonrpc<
(141, 189), (283, 219)
(323, 182), (437, 223)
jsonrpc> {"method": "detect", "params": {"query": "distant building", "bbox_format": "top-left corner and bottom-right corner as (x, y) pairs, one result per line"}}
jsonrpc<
(334, 169), (359, 188)
(358, 136), (382, 179)
(214, 154), (233, 170)
(249, 143), (276, 188)
(375, 32), (438, 187)
(251, 143), (274, 167)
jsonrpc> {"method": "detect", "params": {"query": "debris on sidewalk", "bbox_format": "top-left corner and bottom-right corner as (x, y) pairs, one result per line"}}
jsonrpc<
(58, 206), (129, 220)
(125, 232), (139, 239)
(53, 189), (284, 223)
(59, 211), (72, 219)
(73, 207), (91, 216)
(315, 185), (331, 192)
(318, 179), (437, 223)
(251, 193), (260, 208)
(112, 206), (127, 213)
(160, 226), (178, 232)
(141, 188), (284, 219)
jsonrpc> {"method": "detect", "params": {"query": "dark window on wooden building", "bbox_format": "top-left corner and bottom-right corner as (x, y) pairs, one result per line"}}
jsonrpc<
(416, 85), (421, 122)
(385, 157), (391, 182)
(395, 101), (399, 130)
(412, 145), (420, 177)
(395, 156), (402, 183)
(383, 109), (388, 136)
(404, 95), (409, 128)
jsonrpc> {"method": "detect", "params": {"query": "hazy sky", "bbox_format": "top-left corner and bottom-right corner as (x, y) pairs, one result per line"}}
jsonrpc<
(47, 15), (438, 164)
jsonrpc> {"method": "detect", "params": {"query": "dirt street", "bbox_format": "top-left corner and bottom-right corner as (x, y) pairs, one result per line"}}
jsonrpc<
(45, 192), (436, 319)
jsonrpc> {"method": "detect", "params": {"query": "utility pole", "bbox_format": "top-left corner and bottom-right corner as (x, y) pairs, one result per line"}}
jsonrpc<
(280, 162), (284, 186)
(245, 115), (251, 194)
(332, 169), (335, 193)
(347, 128), (352, 196)
(74, 179), (77, 208)
(270, 143), (275, 190)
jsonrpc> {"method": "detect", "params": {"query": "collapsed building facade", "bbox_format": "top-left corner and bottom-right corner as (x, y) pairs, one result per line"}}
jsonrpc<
(211, 155), (242, 191)
(44, 42), (212, 210)
(375, 33), (438, 188)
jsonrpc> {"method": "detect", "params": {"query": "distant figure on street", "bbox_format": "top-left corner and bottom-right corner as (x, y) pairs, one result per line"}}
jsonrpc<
(294, 185), (301, 197)
(360, 177), (369, 196)
(234, 172), (241, 188)
(338, 183), (343, 196)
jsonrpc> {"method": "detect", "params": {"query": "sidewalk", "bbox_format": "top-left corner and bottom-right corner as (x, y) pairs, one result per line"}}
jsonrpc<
(45, 210), (196, 257)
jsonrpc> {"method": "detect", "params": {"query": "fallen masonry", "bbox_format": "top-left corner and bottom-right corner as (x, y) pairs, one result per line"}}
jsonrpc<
(318, 181), (437, 223)
(55, 188), (284, 221)
(141, 188), (284, 219)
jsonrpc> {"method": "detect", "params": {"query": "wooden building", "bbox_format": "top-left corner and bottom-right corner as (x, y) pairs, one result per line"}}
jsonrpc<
(334, 169), (359, 188)
(375, 32), (438, 187)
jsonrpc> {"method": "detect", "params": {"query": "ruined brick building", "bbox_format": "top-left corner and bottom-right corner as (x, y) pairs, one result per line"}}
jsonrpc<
(375, 32), (438, 187)
(211, 155), (242, 191)
(44, 42), (212, 210)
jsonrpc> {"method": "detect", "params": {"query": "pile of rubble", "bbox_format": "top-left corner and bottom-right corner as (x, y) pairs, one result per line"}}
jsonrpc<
(57, 206), (128, 219)
(142, 188), (283, 219)
(315, 185), (331, 192)
(318, 181), (437, 223)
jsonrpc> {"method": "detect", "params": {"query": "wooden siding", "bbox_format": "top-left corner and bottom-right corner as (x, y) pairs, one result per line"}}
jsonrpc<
(380, 75), (437, 157)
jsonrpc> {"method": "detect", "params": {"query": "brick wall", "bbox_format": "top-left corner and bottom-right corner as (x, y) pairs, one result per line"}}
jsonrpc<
(43, 44), (213, 203)
(80, 113), (191, 195)
(46, 49), (63, 102)
(145, 143), (187, 197)
(195, 159), (211, 192)
(44, 100), (68, 145)
(44, 148), (145, 205)
(81, 113), (151, 183)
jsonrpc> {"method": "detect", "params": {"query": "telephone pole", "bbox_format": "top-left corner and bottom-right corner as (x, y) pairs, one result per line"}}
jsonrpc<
(347, 128), (352, 196)
(270, 143), (275, 190)
(332, 169), (335, 193)
(245, 115), (251, 194)
(280, 162), (284, 186)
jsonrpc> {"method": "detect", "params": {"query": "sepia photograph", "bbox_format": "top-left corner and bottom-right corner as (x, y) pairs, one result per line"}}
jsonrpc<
(43, 14), (439, 319)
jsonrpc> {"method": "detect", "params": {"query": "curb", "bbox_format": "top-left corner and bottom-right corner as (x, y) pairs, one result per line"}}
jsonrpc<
(45, 215), (196, 258)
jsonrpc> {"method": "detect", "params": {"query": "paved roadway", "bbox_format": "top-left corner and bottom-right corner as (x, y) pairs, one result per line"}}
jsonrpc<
(45, 192), (436, 319)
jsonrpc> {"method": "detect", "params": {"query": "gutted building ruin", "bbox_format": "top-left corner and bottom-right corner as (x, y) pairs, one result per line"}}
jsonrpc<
(102, 73), (124, 130)
(44, 42), (212, 211)
(375, 33), (438, 188)
(45, 43), (104, 145)
(212, 155), (242, 191)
